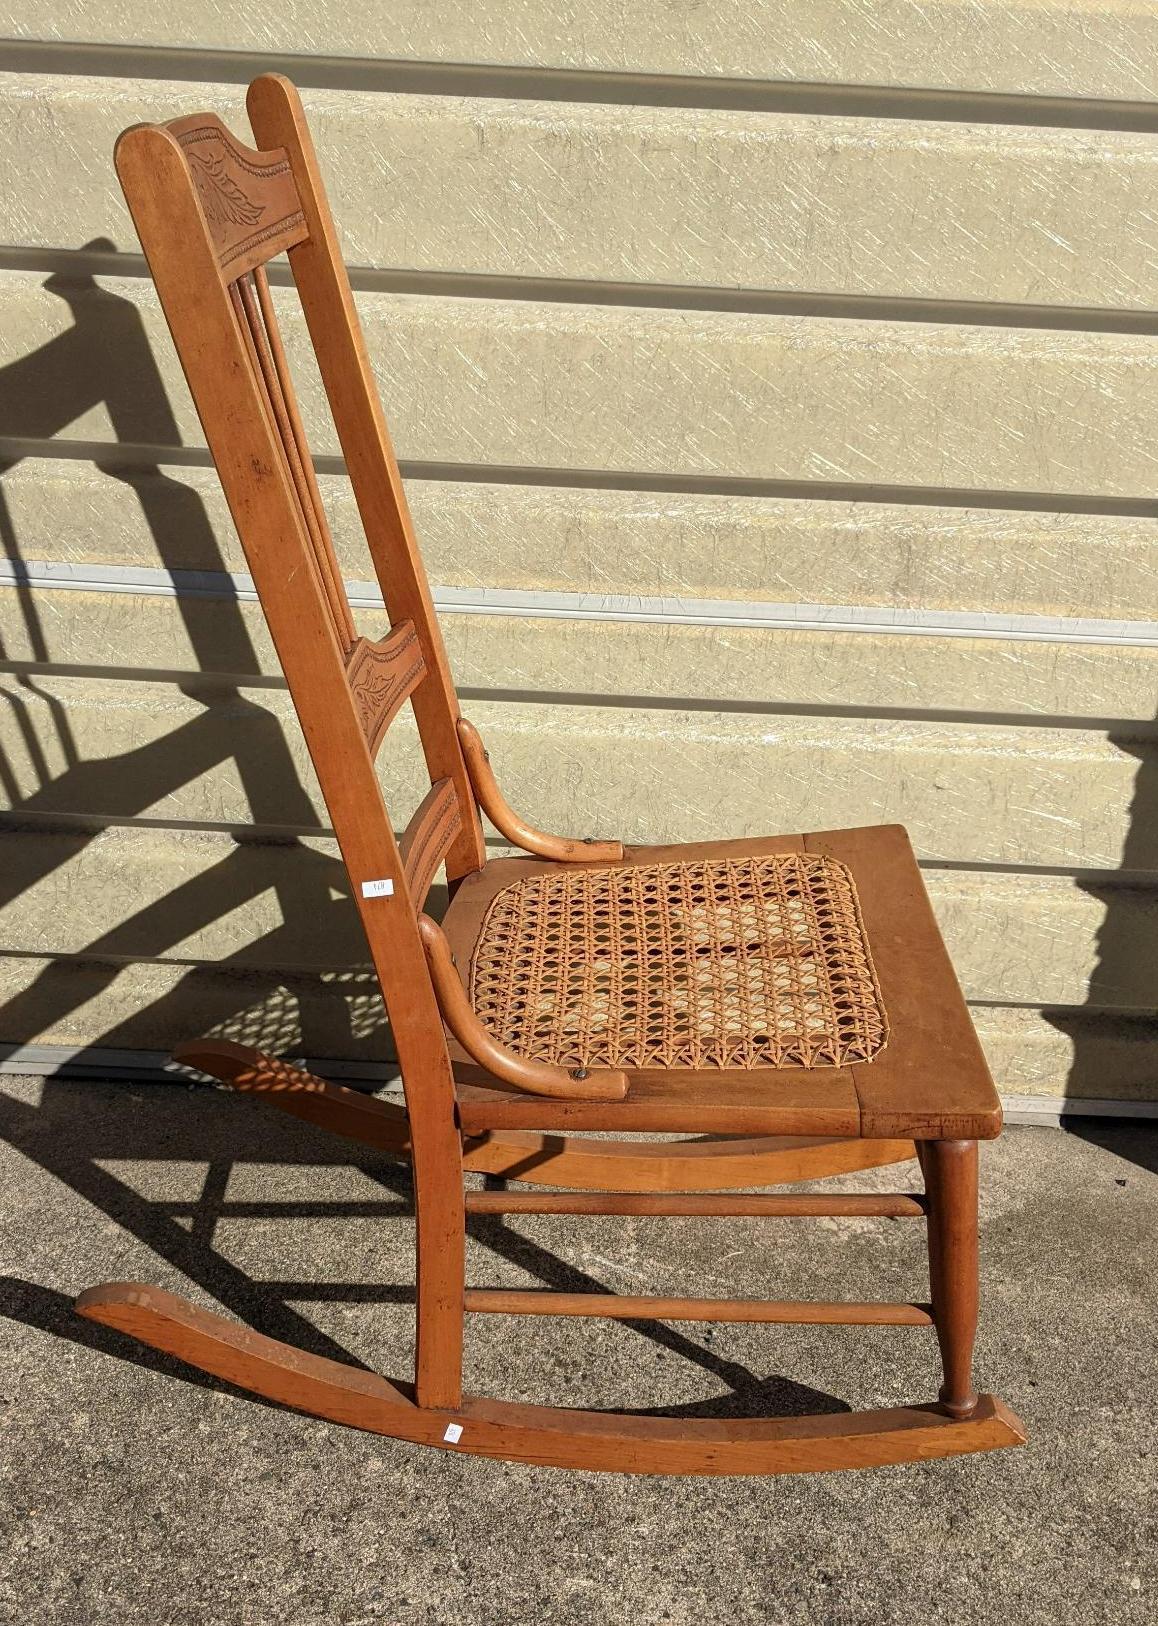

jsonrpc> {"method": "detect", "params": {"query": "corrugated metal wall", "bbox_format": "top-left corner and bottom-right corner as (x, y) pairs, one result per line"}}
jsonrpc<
(1, 5), (1156, 1106)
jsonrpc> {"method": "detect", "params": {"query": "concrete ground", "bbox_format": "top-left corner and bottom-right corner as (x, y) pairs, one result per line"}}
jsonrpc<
(0, 1073), (1154, 1626)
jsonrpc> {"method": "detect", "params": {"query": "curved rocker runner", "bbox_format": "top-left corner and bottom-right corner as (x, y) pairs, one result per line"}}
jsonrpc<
(77, 75), (1026, 1476)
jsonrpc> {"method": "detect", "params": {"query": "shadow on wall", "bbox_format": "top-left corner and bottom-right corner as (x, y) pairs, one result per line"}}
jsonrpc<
(0, 259), (845, 1412)
(0, 244), (382, 1070)
(0, 246), (1154, 1146)
(1057, 727), (1158, 1174)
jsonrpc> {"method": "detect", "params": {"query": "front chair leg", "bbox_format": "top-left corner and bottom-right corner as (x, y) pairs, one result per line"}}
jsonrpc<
(920, 1139), (980, 1420)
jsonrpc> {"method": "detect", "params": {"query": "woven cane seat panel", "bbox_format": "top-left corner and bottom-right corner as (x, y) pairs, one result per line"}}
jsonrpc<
(468, 854), (889, 1071)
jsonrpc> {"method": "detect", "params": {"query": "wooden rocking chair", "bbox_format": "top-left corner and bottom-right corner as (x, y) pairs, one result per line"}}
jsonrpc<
(77, 75), (1026, 1475)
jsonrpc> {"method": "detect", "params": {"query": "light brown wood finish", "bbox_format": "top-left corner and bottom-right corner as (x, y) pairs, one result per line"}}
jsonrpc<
(234, 268), (356, 648)
(465, 1292), (935, 1325)
(172, 1038), (416, 1154)
(458, 1131), (919, 1191)
(400, 780), (463, 910)
(82, 76), (1024, 1475)
(922, 1139), (982, 1420)
(164, 112), (307, 280)
(454, 1066), (861, 1136)
(173, 1039), (917, 1190)
(245, 73), (485, 885)
(113, 111), (466, 1412)
(418, 915), (629, 1101)
(76, 1283), (1024, 1476)
(252, 262), (353, 641)
(464, 1190), (928, 1217)
(343, 622), (425, 757)
(458, 717), (625, 862)
(440, 825), (1004, 1141)
(805, 826), (1002, 1141)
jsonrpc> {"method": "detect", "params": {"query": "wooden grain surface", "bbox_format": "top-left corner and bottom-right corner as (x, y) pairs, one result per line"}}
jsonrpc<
(75, 1281), (1026, 1475)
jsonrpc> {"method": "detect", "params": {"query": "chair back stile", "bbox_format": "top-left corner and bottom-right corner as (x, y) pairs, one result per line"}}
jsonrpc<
(116, 107), (473, 1406)
(112, 112), (461, 1111)
(246, 75), (486, 886)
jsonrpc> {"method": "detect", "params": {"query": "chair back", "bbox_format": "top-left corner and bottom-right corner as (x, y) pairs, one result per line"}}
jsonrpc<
(115, 75), (484, 1097)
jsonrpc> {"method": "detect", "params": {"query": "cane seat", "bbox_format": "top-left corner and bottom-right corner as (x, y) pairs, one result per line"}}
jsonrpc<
(443, 825), (1001, 1141)
(468, 850), (889, 1073)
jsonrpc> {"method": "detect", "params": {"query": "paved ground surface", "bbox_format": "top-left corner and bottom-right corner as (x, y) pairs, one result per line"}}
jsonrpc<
(0, 1072), (1155, 1626)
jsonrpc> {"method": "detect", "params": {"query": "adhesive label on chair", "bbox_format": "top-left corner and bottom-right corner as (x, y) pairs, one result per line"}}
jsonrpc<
(361, 879), (395, 898)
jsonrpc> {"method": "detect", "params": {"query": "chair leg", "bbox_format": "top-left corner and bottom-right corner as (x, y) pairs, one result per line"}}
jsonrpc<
(920, 1139), (980, 1421)
(411, 1116), (467, 1411)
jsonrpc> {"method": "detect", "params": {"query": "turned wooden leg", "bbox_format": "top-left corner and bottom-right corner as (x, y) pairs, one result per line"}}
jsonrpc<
(920, 1139), (980, 1420)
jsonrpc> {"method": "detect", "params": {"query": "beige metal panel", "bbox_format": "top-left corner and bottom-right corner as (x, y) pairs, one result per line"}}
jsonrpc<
(0, 952), (386, 1059)
(0, 824), (357, 969)
(6, 74), (1158, 308)
(6, 457), (1156, 619)
(1, 951), (1152, 1100)
(4, 2), (1157, 101)
(471, 699), (1150, 871)
(3, 274), (1158, 496)
(444, 616), (1158, 724)
(930, 869), (1156, 1009)
(0, 679), (1149, 870)
(0, 823), (1151, 1010)
(970, 1005), (1158, 1102)
(6, 586), (1158, 724)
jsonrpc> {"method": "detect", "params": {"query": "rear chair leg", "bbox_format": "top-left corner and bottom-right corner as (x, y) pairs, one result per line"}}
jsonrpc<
(411, 1118), (467, 1411)
(921, 1139), (980, 1420)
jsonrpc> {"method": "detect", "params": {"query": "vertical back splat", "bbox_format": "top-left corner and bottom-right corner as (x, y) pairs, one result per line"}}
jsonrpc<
(229, 270), (356, 650)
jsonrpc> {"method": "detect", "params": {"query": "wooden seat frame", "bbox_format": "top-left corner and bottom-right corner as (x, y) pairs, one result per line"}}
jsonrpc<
(76, 75), (1025, 1475)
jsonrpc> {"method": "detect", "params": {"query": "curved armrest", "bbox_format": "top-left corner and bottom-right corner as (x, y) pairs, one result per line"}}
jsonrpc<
(418, 915), (629, 1102)
(457, 717), (624, 864)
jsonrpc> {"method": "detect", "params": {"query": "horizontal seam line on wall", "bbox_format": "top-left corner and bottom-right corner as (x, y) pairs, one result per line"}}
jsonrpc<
(1, 815), (1154, 887)
(5, 439), (1155, 518)
(4, 561), (1156, 648)
(3, 670), (1154, 734)
(0, 948), (1151, 998)
(6, 246), (1158, 333)
(0, 949), (1153, 1009)
(2, 39), (1157, 131)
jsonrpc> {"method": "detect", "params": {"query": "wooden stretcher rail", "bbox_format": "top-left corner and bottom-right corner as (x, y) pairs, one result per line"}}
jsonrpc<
(464, 1191), (928, 1217)
(464, 1291), (935, 1325)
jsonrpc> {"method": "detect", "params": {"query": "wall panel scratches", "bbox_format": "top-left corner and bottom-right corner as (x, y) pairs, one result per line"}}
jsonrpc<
(0, 12), (1154, 1103)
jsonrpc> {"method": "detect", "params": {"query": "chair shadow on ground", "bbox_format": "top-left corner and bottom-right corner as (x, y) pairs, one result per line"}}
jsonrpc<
(0, 1075), (849, 1421)
(0, 242), (1154, 1425)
